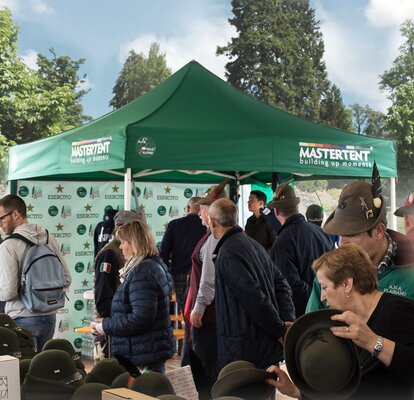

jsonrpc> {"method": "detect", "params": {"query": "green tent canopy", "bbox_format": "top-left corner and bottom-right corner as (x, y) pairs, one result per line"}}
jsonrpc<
(8, 60), (396, 187)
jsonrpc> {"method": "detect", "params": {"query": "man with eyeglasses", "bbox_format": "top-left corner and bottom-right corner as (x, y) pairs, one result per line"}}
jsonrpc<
(0, 194), (72, 350)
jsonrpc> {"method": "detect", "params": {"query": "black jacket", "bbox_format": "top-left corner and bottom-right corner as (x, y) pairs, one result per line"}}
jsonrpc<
(245, 214), (276, 251)
(102, 256), (174, 366)
(94, 239), (124, 318)
(271, 213), (334, 317)
(214, 227), (295, 370)
(159, 213), (206, 275)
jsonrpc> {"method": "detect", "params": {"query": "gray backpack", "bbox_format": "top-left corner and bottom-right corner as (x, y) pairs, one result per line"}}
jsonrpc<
(6, 232), (66, 313)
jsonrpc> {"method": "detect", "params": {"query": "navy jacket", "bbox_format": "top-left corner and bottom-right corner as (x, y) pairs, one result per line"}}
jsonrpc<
(271, 213), (334, 317)
(214, 227), (295, 370)
(159, 213), (206, 275)
(102, 255), (174, 366)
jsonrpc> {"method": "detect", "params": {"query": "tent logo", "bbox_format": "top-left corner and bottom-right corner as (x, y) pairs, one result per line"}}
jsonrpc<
(71, 137), (112, 164)
(299, 142), (373, 169)
(137, 136), (156, 158)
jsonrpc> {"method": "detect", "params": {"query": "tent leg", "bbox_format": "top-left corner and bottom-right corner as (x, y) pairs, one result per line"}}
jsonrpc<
(124, 168), (131, 211)
(390, 177), (397, 231)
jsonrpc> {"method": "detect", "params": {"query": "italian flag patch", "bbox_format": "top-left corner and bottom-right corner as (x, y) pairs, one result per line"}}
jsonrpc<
(100, 262), (112, 273)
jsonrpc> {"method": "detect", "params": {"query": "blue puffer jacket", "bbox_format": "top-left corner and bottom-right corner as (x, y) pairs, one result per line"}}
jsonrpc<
(102, 255), (175, 367)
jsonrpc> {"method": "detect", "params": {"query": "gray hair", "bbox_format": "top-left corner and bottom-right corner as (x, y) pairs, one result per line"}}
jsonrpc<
(208, 198), (237, 227)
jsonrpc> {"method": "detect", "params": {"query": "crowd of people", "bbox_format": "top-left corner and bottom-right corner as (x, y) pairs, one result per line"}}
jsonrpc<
(0, 165), (414, 399)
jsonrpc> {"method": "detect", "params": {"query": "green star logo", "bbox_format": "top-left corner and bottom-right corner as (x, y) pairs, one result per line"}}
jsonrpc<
(84, 204), (92, 212)
(56, 223), (64, 231)
(81, 279), (89, 287)
(112, 185), (119, 193)
(83, 242), (91, 250)
(164, 186), (172, 194)
(27, 204), (34, 212)
(56, 184), (64, 193)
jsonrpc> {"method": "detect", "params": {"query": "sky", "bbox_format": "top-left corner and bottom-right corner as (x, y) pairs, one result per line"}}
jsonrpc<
(1, 0), (414, 120)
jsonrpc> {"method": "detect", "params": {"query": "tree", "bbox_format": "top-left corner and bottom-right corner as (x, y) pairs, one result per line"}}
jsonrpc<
(379, 20), (414, 188)
(110, 43), (171, 109)
(0, 8), (90, 184)
(350, 104), (387, 137)
(36, 48), (91, 133)
(217, 0), (349, 127)
(320, 84), (352, 130)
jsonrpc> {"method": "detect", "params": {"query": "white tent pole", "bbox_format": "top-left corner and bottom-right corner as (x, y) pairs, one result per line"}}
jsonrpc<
(390, 177), (397, 231)
(124, 168), (132, 211)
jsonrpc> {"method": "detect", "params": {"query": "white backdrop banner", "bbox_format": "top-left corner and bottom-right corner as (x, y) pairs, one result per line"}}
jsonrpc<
(17, 180), (212, 353)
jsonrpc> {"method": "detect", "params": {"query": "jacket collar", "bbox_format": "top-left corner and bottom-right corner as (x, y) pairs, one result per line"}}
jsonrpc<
(213, 225), (243, 256)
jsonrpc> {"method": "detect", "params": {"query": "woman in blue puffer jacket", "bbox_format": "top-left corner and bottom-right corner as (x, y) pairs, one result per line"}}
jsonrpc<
(92, 220), (174, 373)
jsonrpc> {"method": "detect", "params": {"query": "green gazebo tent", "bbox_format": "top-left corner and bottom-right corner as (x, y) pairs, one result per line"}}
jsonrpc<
(7, 60), (398, 227)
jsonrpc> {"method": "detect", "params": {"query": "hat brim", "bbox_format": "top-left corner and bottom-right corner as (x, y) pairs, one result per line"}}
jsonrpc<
(285, 309), (360, 400)
(267, 197), (300, 210)
(211, 368), (274, 399)
(196, 197), (214, 206)
(323, 200), (387, 236)
(394, 205), (414, 217)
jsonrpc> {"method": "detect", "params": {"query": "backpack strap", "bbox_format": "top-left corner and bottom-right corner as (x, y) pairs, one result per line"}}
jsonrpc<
(4, 233), (35, 247)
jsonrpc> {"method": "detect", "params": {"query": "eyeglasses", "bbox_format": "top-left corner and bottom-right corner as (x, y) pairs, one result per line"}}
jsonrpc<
(0, 211), (13, 223)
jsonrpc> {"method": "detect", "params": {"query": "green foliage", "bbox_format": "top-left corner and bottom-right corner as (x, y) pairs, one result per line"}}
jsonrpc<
(0, 8), (90, 183)
(350, 104), (388, 137)
(217, 0), (349, 128)
(379, 20), (414, 190)
(110, 43), (171, 109)
(320, 84), (352, 130)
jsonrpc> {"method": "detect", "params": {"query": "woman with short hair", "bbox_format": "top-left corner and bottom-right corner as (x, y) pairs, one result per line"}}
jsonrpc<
(92, 220), (174, 373)
(267, 244), (414, 399)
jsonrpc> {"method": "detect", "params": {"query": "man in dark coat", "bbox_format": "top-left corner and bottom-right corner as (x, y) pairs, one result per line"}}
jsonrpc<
(160, 197), (206, 313)
(209, 198), (295, 371)
(245, 190), (277, 251)
(269, 181), (334, 317)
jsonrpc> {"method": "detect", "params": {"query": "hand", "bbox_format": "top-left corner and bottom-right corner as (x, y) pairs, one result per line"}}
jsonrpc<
(91, 322), (104, 337)
(190, 311), (203, 328)
(93, 317), (103, 323)
(330, 311), (377, 352)
(266, 365), (301, 398)
(278, 321), (294, 346)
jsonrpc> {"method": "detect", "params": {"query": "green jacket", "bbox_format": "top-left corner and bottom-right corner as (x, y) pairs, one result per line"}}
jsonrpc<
(306, 229), (414, 313)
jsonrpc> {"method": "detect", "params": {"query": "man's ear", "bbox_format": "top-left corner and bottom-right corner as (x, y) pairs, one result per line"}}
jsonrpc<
(374, 222), (386, 240)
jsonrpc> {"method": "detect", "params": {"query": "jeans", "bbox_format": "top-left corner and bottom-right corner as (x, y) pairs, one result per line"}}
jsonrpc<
(14, 314), (56, 351)
(172, 272), (190, 314)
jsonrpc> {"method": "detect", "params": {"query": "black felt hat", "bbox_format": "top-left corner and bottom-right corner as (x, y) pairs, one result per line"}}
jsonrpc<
(43, 338), (85, 375)
(71, 383), (111, 400)
(0, 326), (21, 358)
(130, 371), (175, 397)
(211, 360), (274, 400)
(284, 309), (361, 400)
(85, 358), (127, 386)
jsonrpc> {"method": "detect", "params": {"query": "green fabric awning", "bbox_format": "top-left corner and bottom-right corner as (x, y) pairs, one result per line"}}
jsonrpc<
(8, 60), (397, 184)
